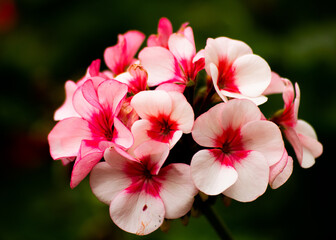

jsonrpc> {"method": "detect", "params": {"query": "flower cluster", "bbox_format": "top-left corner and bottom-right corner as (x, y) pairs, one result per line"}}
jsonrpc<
(48, 17), (323, 235)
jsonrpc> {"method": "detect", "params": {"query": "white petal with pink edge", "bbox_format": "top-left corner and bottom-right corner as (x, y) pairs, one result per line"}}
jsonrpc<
(223, 151), (269, 202)
(109, 190), (165, 235)
(158, 163), (198, 219)
(191, 149), (238, 196)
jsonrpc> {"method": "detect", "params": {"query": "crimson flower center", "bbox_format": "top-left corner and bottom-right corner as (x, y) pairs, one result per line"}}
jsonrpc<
(147, 114), (179, 143)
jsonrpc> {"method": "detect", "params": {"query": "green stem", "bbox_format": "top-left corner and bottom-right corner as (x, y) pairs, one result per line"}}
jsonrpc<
(196, 196), (234, 240)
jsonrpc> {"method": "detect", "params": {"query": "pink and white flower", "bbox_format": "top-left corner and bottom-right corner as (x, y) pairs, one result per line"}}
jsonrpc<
(139, 25), (204, 92)
(270, 78), (323, 168)
(130, 90), (194, 149)
(48, 79), (133, 188)
(204, 37), (271, 105)
(90, 141), (198, 235)
(104, 30), (145, 75)
(191, 99), (284, 202)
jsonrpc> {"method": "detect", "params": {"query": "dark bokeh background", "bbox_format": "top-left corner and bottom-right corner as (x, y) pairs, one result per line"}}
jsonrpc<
(1, 0), (335, 239)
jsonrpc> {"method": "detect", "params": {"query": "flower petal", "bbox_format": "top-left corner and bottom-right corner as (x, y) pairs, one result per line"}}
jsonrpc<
(139, 46), (183, 86)
(241, 120), (284, 166)
(219, 99), (262, 130)
(123, 30), (145, 63)
(133, 141), (169, 175)
(54, 80), (80, 121)
(192, 103), (225, 148)
(147, 17), (173, 48)
(72, 80), (100, 121)
(224, 151), (269, 202)
(90, 148), (133, 204)
(284, 127), (303, 164)
(97, 79), (128, 115)
(167, 91), (194, 133)
(205, 37), (252, 74)
(296, 121), (323, 158)
(131, 90), (172, 119)
(110, 190), (165, 235)
(191, 149), (238, 195)
(233, 54), (271, 97)
(168, 33), (196, 66)
(70, 140), (104, 188)
(112, 117), (134, 149)
(269, 150), (293, 189)
(48, 117), (92, 160)
(158, 163), (198, 219)
(263, 72), (286, 95)
(219, 90), (268, 106)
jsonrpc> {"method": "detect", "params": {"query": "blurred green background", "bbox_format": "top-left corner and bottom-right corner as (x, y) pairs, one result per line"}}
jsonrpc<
(1, 0), (335, 239)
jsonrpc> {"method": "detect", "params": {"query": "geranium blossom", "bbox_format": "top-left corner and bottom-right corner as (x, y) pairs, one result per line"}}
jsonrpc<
(204, 37), (271, 105)
(270, 78), (323, 168)
(191, 99), (284, 202)
(130, 90), (194, 148)
(48, 79), (133, 188)
(104, 30), (145, 75)
(139, 24), (204, 92)
(90, 141), (198, 235)
(47, 17), (323, 237)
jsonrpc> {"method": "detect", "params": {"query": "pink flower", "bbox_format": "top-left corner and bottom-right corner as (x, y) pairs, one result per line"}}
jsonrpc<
(139, 26), (204, 92)
(115, 64), (148, 95)
(54, 59), (112, 121)
(104, 30), (145, 76)
(191, 99), (284, 202)
(130, 90), (194, 149)
(48, 79), (133, 188)
(90, 141), (198, 235)
(204, 37), (271, 105)
(271, 79), (323, 168)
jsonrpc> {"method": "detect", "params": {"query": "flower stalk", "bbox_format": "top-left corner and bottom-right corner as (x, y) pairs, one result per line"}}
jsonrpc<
(195, 195), (233, 240)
